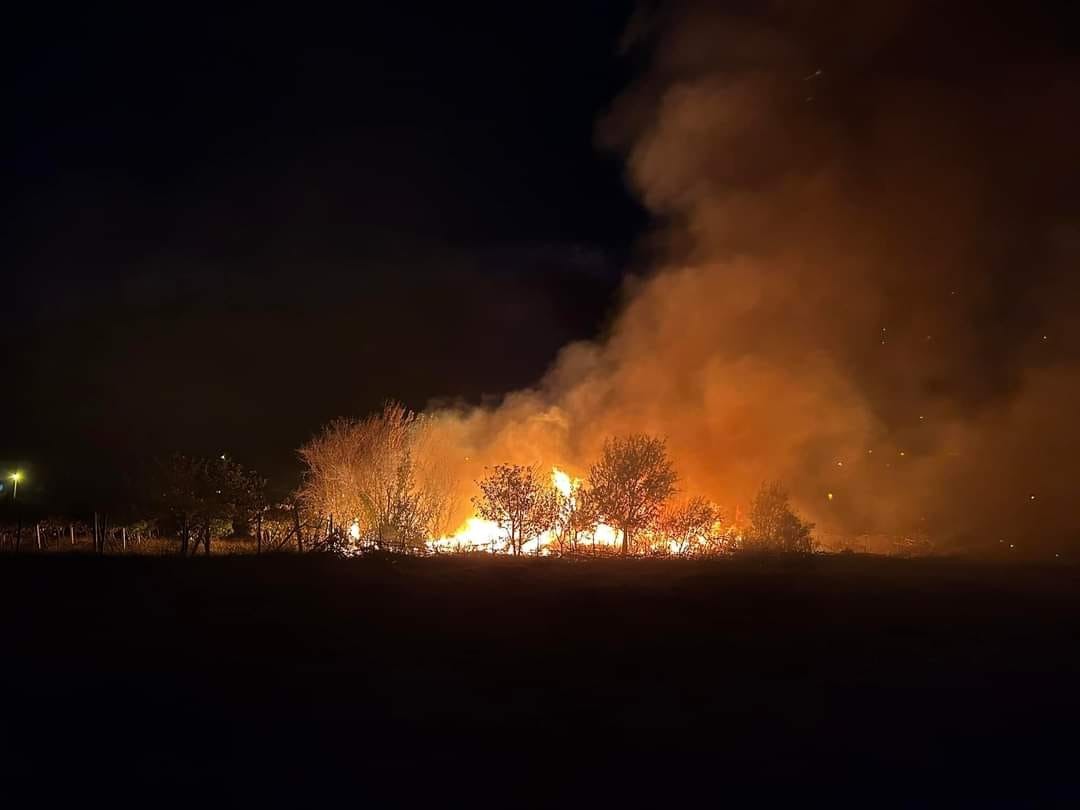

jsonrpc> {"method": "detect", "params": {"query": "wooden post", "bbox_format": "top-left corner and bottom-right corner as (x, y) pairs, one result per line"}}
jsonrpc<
(122, 527), (127, 552)
(293, 504), (304, 553)
(36, 523), (42, 551)
(70, 524), (75, 547)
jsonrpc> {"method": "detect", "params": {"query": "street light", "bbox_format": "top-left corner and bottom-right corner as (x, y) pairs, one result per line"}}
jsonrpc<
(9, 471), (22, 500)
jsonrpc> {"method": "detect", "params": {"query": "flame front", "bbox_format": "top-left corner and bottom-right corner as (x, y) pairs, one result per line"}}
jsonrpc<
(427, 466), (623, 555)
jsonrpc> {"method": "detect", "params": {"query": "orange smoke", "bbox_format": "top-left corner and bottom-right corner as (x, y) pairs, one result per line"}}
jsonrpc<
(422, 2), (1080, 552)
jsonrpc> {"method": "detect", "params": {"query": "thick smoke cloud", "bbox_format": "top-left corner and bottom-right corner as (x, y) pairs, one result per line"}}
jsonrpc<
(431, 1), (1080, 551)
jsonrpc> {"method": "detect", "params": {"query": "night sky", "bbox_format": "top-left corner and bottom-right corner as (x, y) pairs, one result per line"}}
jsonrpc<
(5, 4), (645, 504)
(8, 2), (1080, 546)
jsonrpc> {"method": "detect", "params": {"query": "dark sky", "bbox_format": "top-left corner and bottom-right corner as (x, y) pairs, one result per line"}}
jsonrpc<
(4, 4), (645, 504)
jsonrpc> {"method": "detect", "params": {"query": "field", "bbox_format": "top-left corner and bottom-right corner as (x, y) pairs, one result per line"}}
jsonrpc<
(2, 553), (1078, 802)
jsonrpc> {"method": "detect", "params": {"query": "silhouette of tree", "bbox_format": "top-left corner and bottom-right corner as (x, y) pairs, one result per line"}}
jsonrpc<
(589, 435), (678, 555)
(660, 496), (722, 556)
(152, 454), (265, 555)
(746, 481), (814, 553)
(554, 481), (600, 555)
(473, 464), (557, 555)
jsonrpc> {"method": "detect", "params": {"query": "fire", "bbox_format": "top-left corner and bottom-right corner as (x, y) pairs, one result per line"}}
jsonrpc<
(552, 468), (573, 498)
(427, 466), (623, 555)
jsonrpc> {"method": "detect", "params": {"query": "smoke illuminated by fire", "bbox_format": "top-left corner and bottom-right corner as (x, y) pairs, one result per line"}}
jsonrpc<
(411, 1), (1080, 553)
(302, 3), (1080, 557)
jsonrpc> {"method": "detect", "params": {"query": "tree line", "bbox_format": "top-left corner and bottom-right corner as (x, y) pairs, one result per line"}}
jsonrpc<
(470, 436), (813, 556)
(2, 402), (814, 556)
(297, 403), (815, 557)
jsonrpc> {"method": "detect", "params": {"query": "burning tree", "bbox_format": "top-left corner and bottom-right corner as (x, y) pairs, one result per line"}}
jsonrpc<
(472, 464), (558, 556)
(553, 478), (600, 555)
(659, 496), (723, 556)
(745, 481), (814, 553)
(589, 434), (678, 555)
(299, 402), (458, 552)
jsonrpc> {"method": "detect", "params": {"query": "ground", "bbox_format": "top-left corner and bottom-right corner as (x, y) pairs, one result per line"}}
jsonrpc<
(2, 554), (1078, 802)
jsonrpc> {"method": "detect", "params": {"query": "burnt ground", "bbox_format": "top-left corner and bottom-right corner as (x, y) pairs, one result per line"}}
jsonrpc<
(2, 554), (1078, 803)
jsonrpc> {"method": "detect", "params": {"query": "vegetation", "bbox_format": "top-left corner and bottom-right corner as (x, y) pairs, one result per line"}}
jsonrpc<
(2, 404), (824, 559)
(745, 481), (814, 553)
(659, 496), (724, 556)
(298, 403), (457, 552)
(588, 434), (678, 554)
(473, 464), (558, 555)
(151, 453), (266, 556)
(552, 479), (599, 555)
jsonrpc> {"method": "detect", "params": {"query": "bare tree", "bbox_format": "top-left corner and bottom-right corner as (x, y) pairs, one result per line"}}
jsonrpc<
(659, 496), (722, 556)
(589, 435), (678, 555)
(746, 481), (814, 553)
(299, 402), (458, 552)
(473, 464), (557, 555)
(553, 480), (599, 555)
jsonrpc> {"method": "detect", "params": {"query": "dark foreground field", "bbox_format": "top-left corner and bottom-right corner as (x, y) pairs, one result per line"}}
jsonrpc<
(2, 554), (1079, 803)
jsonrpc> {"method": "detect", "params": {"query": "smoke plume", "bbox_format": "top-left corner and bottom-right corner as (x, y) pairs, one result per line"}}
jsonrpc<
(430, 1), (1080, 551)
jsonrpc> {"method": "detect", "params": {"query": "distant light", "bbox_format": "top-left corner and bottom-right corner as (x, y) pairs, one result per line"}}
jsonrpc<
(836, 461), (844, 467)
(827, 492), (834, 501)
(1030, 494), (1036, 501)
(867, 449), (873, 455)
(1010, 544), (1015, 549)
(9, 472), (21, 482)
(220, 454), (227, 460)
(899, 451), (906, 457)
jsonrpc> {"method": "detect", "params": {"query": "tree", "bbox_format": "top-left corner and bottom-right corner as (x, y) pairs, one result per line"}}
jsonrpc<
(659, 496), (722, 556)
(746, 481), (814, 553)
(589, 434), (678, 555)
(152, 454), (266, 555)
(299, 402), (458, 552)
(473, 464), (557, 555)
(553, 481), (600, 555)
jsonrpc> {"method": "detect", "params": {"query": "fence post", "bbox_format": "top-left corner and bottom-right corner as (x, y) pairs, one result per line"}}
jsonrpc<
(293, 504), (304, 553)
